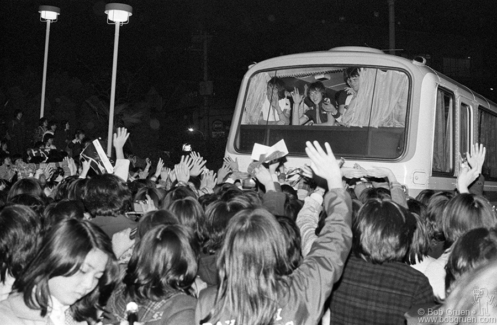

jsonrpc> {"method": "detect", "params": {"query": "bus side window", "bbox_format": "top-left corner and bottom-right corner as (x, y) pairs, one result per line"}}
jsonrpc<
(478, 106), (497, 180)
(432, 88), (454, 174)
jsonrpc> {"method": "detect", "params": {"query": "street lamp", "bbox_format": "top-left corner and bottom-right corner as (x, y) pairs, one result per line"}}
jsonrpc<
(38, 5), (60, 118)
(188, 127), (206, 139)
(104, 3), (132, 156)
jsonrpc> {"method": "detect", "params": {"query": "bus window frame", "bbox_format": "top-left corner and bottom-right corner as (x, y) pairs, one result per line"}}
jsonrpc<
(459, 101), (472, 159)
(432, 86), (455, 177)
(234, 64), (412, 161)
(477, 105), (497, 182)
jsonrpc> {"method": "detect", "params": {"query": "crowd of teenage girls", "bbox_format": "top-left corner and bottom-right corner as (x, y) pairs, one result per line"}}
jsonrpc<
(0, 125), (496, 325)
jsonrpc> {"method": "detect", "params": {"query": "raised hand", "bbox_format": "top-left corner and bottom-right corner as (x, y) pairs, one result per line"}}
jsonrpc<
(291, 87), (305, 104)
(217, 162), (231, 184)
(224, 156), (239, 172)
(305, 141), (343, 189)
(167, 167), (176, 183)
(254, 165), (275, 191)
(64, 157), (77, 176)
(44, 166), (55, 180)
(467, 143), (486, 175)
(113, 127), (129, 149)
(457, 160), (480, 194)
(175, 162), (190, 183)
(154, 158), (164, 178)
(80, 159), (91, 179)
(201, 170), (217, 191)
(189, 152), (207, 177)
(180, 155), (194, 170)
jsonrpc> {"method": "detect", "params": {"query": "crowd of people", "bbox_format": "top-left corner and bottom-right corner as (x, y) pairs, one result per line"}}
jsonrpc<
(0, 119), (496, 324)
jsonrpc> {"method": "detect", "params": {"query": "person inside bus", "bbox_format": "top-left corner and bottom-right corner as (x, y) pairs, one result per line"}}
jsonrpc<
(294, 81), (338, 125)
(258, 77), (290, 125)
(335, 67), (361, 124)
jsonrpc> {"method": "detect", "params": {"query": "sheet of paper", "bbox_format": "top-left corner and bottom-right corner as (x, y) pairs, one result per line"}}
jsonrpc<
(250, 139), (289, 162)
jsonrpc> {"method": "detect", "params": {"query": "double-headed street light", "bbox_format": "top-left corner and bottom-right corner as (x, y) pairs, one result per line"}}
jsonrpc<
(104, 3), (132, 156)
(38, 5), (60, 118)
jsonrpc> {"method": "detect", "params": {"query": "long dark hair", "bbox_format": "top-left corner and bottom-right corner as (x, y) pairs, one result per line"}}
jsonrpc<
(207, 208), (291, 325)
(0, 205), (41, 282)
(13, 219), (119, 322)
(123, 224), (198, 302)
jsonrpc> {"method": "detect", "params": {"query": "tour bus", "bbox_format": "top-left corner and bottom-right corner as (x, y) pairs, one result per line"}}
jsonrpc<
(225, 46), (497, 200)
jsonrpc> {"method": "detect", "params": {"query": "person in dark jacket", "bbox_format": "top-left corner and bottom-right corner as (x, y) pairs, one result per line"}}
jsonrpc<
(329, 198), (435, 325)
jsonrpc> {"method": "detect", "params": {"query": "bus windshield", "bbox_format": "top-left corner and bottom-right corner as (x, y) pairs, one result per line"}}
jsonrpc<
(236, 65), (410, 159)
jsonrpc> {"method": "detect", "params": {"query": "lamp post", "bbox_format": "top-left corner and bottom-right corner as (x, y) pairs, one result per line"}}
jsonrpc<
(104, 3), (132, 156)
(38, 5), (60, 118)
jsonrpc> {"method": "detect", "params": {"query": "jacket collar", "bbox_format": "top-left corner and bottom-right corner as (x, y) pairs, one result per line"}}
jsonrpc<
(8, 292), (47, 322)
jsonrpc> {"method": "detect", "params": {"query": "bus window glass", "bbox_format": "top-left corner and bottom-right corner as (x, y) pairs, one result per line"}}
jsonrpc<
(237, 66), (409, 159)
(432, 89), (454, 174)
(460, 103), (470, 155)
(478, 107), (497, 180)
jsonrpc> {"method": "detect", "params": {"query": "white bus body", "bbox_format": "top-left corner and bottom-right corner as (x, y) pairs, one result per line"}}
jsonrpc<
(225, 47), (497, 200)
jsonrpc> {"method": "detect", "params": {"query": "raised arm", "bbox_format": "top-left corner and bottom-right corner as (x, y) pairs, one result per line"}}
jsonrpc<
(290, 141), (352, 323)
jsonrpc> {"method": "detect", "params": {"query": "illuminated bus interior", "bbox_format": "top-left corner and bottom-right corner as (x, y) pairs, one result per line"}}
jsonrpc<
(236, 66), (410, 160)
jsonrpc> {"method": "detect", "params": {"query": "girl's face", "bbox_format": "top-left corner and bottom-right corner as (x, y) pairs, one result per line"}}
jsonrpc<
(2, 143), (7, 151)
(309, 89), (323, 105)
(48, 248), (108, 306)
(43, 120), (48, 127)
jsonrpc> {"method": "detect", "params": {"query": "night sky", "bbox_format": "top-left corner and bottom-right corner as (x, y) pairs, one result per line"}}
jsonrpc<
(3, 0), (497, 89)
(0, 0), (497, 112)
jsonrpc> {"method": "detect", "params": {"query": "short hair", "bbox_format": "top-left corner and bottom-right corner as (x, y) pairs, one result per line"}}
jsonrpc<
(284, 198), (303, 221)
(276, 216), (302, 271)
(67, 178), (88, 201)
(203, 199), (252, 253)
(133, 186), (162, 210)
(358, 187), (391, 204)
(267, 77), (286, 100)
(83, 174), (131, 217)
(53, 175), (79, 201)
(123, 224), (198, 301)
(353, 199), (416, 263)
(48, 120), (57, 128)
(13, 219), (119, 322)
(137, 210), (178, 240)
(343, 67), (361, 83)
(43, 200), (85, 230)
(308, 81), (326, 96)
(8, 178), (44, 201)
(0, 205), (41, 282)
(445, 228), (497, 294)
(7, 194), (46, 215)
(169, 196), (205, 243)
(442, 193), (496, 245)
(74, 129), (85, 138)
(415, 189), (436, 206)
(425, 191), (454, 242)
(161, 186), (196, 210)
(42, 133), (54, 143)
